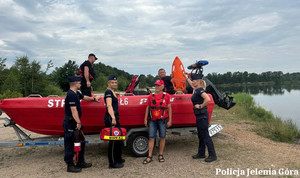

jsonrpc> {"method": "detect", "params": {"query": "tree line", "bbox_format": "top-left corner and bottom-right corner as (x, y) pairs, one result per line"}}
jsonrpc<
(1, 56), (299, 99)
(205, 71), (300, 85)
(0, 56), (136, 98)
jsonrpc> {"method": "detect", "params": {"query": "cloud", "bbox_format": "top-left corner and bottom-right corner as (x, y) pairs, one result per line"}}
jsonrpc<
(231, 13), (280, 34)
(0, 0), (299, 75)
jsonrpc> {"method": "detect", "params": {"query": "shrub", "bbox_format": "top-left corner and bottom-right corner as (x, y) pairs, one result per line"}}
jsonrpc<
(41, 84), (64, 97)
(0, 90), (23, 99)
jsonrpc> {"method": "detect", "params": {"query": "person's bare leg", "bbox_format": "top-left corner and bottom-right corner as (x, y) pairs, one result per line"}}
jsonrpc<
(148, 138), (155, 157)
(158, 138), (166, 162)
(159, 138), (166, 155)
(143, 138), (155, 163)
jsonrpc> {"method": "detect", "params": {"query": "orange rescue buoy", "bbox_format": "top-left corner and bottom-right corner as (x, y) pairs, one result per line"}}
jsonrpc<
(171, 56), (186, 92)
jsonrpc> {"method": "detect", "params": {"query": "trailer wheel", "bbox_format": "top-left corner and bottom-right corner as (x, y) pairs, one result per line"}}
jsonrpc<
(127, 132), (148, 157)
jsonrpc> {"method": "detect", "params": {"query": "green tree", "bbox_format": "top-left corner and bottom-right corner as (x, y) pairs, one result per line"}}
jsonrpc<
(247, 73), (259, 83)
(145, 74), (155, 87)
(42, 84), (64, 96)
(45, 60), (54, 74)
(51, 60), (79, 91)
(92, 73), (107, 91)
(0, 57), (6, 71)
(1, 68), (21, 93)
(13, 56), (31, 96)
(243, 71), (249, 83)
(138, 74), (147, 88)
(0, 57), (10, 94)
(117, 76), (129, 91)
(0, 90), (22, 99)
(29, 60), (46, 94)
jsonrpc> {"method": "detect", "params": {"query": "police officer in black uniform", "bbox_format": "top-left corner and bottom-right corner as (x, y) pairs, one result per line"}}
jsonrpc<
(104, 75), (124, 168)
(158, 68), (175, 94)
(79, 53), (97, 96)
(184, 73), (217, 162)
(63, 76), (100, 173)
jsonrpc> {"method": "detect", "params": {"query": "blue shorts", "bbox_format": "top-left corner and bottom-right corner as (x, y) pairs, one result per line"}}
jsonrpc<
(148, 119), (167, 138)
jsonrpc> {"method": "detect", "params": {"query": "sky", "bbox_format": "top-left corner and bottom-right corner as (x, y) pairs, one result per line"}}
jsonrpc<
(0, 0), (300, 76)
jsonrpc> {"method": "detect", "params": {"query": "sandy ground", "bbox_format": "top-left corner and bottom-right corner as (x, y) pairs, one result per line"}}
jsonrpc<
(1, 110), (300, 178)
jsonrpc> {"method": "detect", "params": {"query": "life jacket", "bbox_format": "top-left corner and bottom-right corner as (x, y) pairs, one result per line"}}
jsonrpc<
(149, 92), (167, 121)
(77, 67), (94, 80)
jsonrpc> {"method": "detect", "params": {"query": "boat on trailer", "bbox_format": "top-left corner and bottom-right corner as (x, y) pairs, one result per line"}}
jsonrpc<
(0, 57), (233, 156)
(0, 93), (214, 136)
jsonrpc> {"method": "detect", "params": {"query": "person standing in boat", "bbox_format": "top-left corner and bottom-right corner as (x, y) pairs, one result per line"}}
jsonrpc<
(158, 68), (175, 94)
(143, 79), (172, 164)
(63, 76), (100, 173)
(79, 53), (97, 96)
(104, 75), (125, 168)
(184, 73), (217, 162)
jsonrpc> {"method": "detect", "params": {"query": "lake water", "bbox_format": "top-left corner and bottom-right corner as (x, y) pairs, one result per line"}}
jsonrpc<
(217, 84), (300, 130)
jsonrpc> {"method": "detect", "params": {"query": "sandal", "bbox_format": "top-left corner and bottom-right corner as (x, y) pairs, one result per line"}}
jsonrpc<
(158, 154), (165, 162)
(143, 156), (153, 164)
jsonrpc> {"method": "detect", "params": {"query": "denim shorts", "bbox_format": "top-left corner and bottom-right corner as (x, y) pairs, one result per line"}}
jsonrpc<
(148, 119), (167, 138)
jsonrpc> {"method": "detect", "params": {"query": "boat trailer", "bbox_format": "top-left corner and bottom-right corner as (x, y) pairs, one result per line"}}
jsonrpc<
(0, 116), (223, 157)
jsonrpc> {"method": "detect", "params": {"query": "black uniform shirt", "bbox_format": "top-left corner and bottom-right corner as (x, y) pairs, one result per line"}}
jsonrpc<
(80, 60), (95, 86)
(65, 90), (84, 118)
(162, 76), (175, 94)
(104, 89), (119, 115)
(191, 87), (205, 106)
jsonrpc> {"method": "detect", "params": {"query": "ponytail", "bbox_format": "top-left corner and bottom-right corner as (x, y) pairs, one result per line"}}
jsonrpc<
(200, 80), (206, 90)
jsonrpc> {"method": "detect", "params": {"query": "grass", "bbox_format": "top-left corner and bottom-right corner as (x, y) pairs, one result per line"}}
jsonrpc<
(231, 93), (300, 143)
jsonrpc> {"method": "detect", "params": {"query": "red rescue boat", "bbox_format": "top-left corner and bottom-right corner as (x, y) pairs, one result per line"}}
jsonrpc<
(0, 94), (214, 136)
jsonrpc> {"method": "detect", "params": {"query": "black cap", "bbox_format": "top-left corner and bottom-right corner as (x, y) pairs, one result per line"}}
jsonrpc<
(68, 76), (81, 82)
(88, 53), (98, 60)
(191, 74), (203, 81)
(108, 75), (117, 81)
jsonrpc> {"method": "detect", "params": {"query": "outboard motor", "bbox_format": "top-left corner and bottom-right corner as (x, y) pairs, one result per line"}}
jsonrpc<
(187, 61), (235, 110)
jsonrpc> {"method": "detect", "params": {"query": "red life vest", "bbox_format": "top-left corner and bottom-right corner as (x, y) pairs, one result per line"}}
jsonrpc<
(149, 92), (168, 121)
(77, 68), (94, 79)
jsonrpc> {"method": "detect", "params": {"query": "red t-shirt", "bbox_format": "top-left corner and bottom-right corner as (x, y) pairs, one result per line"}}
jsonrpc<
(147, 92), (170, 119)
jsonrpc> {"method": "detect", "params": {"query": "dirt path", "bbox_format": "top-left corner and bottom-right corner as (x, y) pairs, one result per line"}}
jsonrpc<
(0, 111), (299, 177)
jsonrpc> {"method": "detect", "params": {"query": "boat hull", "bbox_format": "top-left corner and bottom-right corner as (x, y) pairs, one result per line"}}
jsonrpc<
(0, 94), (214, 136)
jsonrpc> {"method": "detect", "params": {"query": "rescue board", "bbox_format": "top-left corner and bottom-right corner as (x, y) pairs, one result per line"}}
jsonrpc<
(171, 56), (186, 92)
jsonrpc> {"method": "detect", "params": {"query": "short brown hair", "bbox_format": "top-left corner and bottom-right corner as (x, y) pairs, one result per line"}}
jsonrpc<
(158, 68), (165, 73)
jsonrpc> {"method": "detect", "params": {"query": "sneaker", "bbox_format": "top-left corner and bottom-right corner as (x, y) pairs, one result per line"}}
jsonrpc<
(205, 156), (217, 162)
(76, 162), (92, 168)
(192, 154), (206, 159)
(67, 164), (82, 173)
